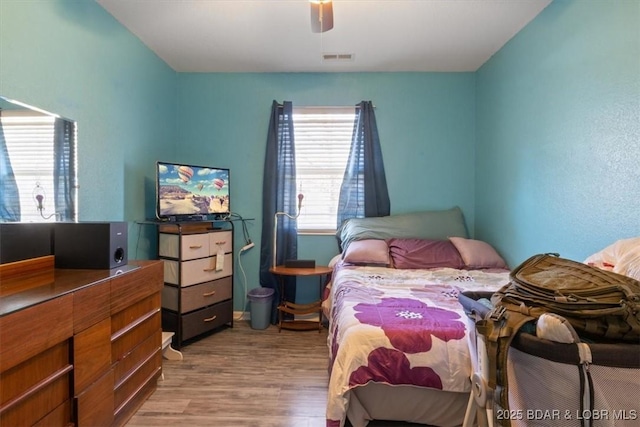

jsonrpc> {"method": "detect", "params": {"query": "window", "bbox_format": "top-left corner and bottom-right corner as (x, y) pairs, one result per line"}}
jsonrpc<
(293, 107), (355, 234)
(1, 108), (77, 222)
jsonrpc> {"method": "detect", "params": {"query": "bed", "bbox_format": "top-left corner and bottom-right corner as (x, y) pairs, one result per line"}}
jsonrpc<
(324, 208), (512, 427)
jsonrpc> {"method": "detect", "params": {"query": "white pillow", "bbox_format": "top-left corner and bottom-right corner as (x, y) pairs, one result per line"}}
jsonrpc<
(613, 246), (640, 280)
(584, 237), (640, 273)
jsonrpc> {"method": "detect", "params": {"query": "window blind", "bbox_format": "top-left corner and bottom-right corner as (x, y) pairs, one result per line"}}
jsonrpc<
(293, 107), (355, 233)
(2, 112), (57, 222)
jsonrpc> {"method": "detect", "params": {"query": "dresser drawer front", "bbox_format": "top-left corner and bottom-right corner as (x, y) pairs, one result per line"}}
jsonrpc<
(167, 254), (232, 287)
(111, 261), (163, 315)
(181, 300), (233, 341)
(0, 341), (72, 426)
(162, 277), (232, 312)
(179, 233), (210, 260)
(0, 294), (73, 372)
(182, 277), (232, 312)
(208, 230), (232, 255)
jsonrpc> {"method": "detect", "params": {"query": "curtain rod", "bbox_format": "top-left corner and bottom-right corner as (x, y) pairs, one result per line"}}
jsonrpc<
(277, 104), (375, 109)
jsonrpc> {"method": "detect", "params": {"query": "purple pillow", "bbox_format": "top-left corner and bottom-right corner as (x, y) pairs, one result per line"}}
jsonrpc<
(387, 238), (464, 270)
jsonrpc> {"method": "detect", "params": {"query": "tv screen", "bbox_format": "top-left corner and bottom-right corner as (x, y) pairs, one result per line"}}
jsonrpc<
(156, 161), (230, 221)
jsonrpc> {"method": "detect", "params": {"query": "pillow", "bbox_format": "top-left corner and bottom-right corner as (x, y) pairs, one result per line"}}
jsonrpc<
(584, 237), (640, 272)
(449, 237), (508, 270)
(342, 239), (390, 266)
(337, 207), (468, 252)
(612, 241), (640, 280)
(388, 238), (464, 270)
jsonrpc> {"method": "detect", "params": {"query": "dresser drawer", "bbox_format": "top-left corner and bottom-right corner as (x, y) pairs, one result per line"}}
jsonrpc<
(162, 276), (232, 312)
(111, 261), (163, 315)
(181, 300), (233, 341)
(164, 253), (232, 286)
(0, 341), (73, 426)
(208, 230), (232, 255)
(114, 349), (162, 413)
(159, 233), (209, 260)
(159, 230), (232, 260)
(0, 294), (73, 372)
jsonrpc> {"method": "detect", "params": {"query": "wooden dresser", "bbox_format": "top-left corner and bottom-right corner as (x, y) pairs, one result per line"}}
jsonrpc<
(0, 256), (163, 426)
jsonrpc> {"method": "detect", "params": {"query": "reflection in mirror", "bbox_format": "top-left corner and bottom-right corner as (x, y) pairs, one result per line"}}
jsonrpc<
(0, 97), (77, 222)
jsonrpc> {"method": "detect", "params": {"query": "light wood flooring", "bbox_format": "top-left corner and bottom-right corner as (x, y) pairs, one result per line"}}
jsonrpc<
(127, 320), (428, 427)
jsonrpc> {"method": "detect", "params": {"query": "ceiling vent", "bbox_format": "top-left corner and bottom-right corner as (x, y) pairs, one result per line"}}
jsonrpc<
(322, 53), (355, 62)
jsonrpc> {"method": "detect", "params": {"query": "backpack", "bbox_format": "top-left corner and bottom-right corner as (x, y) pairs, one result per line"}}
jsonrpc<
(476, 253), (640, 426)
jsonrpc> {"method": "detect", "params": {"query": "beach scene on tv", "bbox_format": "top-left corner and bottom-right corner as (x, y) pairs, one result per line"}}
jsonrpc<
(158, 163), (229, 217)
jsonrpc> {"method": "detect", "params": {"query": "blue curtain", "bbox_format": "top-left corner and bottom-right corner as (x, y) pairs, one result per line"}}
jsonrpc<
(259, 101), (298, 323)
(0, 112), (21, 221)
(53, 118), (76, 221)
(336, 101), (390, 231)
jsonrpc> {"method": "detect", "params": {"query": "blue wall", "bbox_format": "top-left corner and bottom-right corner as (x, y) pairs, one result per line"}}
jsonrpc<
(0, 0), (176, 258)
(176, 72), (476, 304)
(3, 0), (639, 310)
(475, 0), (640, 267)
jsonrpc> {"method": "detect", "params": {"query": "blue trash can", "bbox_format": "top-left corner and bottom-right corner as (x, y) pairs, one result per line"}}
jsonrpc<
(247, 287), (275, 330)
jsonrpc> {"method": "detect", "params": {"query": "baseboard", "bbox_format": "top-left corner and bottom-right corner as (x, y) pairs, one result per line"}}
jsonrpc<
(234, 310), (250, 320)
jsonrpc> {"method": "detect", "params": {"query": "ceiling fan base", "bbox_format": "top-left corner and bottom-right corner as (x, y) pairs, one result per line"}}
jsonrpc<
(310, 2), (334, 33)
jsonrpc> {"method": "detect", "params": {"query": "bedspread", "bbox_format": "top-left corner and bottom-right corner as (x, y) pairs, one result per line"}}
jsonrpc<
(326, 265), (510, 427)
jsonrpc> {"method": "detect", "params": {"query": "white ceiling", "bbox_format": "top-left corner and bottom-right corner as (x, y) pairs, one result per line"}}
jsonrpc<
(97, 0), (553, 73)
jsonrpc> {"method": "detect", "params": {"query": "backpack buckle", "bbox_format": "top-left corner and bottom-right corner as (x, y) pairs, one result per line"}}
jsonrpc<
(488, 305), (506, 321)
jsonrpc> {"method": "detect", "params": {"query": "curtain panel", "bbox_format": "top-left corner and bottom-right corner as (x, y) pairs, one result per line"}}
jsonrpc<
(0, 114), (21, 221)
(259, 101), (298, 323)
(336, 100), (390, 229)
(53, 118), (76, 221)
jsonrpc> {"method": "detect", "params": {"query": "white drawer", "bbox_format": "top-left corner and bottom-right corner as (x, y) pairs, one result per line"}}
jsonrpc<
(208, 231), (232, 256)
(159, 233), (210, 261)
(163, 253), (233, 287)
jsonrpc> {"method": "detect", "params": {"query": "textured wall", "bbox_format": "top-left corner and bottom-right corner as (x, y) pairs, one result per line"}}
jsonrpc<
(475, 0), (640, 266)
(0, 0), (177, 259)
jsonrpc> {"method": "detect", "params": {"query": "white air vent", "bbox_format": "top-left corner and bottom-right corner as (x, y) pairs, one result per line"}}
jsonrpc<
(322, 53), (355, 62)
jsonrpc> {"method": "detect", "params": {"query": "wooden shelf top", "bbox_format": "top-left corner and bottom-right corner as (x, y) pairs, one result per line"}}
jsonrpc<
(270, 265), (332, 277)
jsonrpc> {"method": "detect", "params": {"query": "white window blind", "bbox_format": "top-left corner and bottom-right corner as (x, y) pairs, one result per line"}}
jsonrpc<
(2, 111), (57, 222)
(293, 107), (355, 233)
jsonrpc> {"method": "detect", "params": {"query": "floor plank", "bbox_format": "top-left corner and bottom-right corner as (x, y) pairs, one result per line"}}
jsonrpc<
(127, 321), (431, 427)
(127, 321), (329, 427)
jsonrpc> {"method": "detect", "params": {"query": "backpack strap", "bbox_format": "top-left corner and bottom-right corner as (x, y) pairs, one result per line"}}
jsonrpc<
(476, 305), (535, 426)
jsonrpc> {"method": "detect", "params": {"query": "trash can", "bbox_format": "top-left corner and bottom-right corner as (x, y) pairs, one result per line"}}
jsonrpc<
(247, 287), (275, 330)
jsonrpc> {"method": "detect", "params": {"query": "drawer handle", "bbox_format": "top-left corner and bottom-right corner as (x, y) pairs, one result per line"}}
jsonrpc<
(204, 315), (217, 322)
(215, 241), (226, 245)
(189, 245), (203, 249)
(202, 290), (216, 297)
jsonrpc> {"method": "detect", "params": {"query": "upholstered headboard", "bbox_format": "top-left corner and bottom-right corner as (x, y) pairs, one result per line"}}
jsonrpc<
(336, 206), (468, 252)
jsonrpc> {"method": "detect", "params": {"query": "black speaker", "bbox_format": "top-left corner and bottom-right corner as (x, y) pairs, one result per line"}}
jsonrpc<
(0, 223), (54, 264)
(54, 222), (128, 269)
(284, 259), (316, 268)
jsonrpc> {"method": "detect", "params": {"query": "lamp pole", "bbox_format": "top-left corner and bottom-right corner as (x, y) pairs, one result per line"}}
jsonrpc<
(272, 194), (304, 268)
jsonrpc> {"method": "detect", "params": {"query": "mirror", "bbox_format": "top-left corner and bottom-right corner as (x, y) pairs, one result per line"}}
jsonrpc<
(0, 96), (77, 222)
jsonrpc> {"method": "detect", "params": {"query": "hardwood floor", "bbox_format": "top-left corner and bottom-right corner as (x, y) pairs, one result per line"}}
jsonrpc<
(127, 320), (430, 427)
(127, 320), (329, 426)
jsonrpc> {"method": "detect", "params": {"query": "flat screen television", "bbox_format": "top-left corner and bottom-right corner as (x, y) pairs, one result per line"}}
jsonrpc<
(156, 161), (230, 221)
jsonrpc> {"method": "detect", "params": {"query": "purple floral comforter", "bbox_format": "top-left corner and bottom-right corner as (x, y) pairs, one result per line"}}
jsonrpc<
(326, 264), (509, 427)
